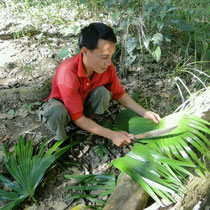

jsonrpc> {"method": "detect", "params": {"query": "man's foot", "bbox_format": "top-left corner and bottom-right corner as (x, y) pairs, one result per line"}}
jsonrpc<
(66, 123), (78, 133)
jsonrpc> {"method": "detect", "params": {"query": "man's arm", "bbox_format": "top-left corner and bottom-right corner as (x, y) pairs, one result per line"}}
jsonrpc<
(118, 93), (160, 123)
(73, 116), (132, 147)
(73, 93), (160, 147)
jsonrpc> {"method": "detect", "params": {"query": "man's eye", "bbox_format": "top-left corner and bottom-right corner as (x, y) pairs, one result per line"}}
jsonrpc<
(101, 56), (108, 59)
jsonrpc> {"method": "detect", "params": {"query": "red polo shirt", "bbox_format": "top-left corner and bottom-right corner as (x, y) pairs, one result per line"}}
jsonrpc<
(46, 53), (125, 120)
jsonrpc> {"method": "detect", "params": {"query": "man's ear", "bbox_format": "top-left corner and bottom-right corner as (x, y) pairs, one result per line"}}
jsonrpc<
(81, 47), (88, 55)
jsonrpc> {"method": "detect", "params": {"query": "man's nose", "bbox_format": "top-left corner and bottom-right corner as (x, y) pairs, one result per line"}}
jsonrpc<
(105, 59), (111, 67)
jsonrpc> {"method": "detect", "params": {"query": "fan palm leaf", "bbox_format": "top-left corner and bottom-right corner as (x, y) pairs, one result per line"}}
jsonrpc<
(111, 143), (195, 204)
(0, 136), (78, 209)
(129, 113), (209, 167)
(113, 111), (209, 205)
(65, 173), (115, 207)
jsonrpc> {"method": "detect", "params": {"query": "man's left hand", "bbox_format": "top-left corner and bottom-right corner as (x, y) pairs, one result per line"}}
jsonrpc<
(143, 111), (161, 124)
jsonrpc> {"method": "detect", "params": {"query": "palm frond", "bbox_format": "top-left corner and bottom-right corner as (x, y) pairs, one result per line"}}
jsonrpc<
(0, 136), (78, 209)
(114, 109), (137, 131)
(113, 111), (210, 205)
(65, 173), (115, 207)
(111, 143), (196, 204)
(0, 200), (22, 210)
(129, 113), (209, 170)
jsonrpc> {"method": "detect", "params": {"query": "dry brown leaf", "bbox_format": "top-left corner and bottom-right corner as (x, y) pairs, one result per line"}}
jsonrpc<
(0, 134), (9, 143)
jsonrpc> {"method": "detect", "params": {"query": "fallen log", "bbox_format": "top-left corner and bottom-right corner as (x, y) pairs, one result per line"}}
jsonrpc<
(103, 174), (149, 210)
(0, 81), (51, 103)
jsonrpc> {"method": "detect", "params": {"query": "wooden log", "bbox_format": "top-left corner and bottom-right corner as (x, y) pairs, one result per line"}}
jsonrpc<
(103, 174), (149, 210)
(173, 173), (210, 210)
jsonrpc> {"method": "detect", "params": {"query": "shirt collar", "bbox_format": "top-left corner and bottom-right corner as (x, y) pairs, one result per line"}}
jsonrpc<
(78, 52), (88, 78)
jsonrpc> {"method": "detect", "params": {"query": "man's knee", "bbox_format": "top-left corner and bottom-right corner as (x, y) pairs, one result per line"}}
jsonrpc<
(49, 105), (69, 122)
(45, 104), (71, 138)
(84, 86), (112, 115)
(39, 99), (70, 125)
(38, 99), (71, 140)
(92, 86), (112, 102)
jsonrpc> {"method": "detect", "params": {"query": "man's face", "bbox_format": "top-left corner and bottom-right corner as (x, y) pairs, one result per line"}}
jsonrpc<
(82, 39), (116, 76)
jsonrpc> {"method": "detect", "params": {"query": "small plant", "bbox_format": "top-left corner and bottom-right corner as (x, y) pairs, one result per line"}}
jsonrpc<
(65, 173), (115, 209)
(170, 59), (210, 102)
(22, 64), (36, 82)
(58, 46), (72, 60)
(0, 136), (78, 209)
(21, 103), (33, 112)
(94, 145), (109, 160)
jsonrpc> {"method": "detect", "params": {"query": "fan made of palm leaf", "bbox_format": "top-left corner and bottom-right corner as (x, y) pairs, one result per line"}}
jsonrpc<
(112, 111), (210, 205)
(0, 137), (78, 210)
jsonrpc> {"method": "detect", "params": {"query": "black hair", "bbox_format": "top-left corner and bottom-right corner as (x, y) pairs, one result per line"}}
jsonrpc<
(78, 22), (117, 50)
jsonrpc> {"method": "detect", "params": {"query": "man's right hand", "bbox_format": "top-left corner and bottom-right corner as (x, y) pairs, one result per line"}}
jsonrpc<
(74, 116), (133, 147)
(110, 131), (132, 147)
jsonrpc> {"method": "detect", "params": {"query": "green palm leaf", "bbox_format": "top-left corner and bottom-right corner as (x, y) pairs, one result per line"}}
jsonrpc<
(0, 136), (78, 209)
(112, 143), (195, 204)
(129, 113), (209, 170)
(114, 109), (137, 131)
(0, 200), (22, 210)
(65, 173), (115, 207)
(113, 111), (209, 204)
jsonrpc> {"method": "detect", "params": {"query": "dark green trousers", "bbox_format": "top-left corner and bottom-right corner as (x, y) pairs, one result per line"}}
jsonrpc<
(38, 86), (112, 140)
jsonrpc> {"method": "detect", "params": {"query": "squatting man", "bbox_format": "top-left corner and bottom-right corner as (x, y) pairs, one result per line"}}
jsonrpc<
(39, 22), (160, 147)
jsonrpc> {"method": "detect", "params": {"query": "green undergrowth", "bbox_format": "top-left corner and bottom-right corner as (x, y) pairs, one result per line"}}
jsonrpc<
(0, 137), (79, 209)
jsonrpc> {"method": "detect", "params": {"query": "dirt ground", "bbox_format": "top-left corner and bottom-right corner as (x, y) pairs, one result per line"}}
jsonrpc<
(0, 6), (209, 210)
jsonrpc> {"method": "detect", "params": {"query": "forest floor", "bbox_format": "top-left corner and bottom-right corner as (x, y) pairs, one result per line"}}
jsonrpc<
(0, 4), (209, 210)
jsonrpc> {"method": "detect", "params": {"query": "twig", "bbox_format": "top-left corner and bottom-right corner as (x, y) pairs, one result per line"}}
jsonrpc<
(61, 201), (75, 210)
(19, 124), (41, 136)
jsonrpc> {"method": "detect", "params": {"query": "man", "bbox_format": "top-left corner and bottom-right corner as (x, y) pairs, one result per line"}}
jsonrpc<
(39, 22), (160, 147)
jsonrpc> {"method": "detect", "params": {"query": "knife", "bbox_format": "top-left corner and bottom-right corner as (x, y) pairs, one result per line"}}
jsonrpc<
(129, 125), (177, 141)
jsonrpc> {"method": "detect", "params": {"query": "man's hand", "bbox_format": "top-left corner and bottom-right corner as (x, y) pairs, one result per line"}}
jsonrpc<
(118, 94), (161, 124)
(110, 131), (132, 147)
(74, 116), (133, 147)
(143, 111), (161, 123)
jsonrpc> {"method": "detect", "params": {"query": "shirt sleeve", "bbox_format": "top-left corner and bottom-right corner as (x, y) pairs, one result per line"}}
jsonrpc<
(58, 84), (84, 120)
(105, 63), (125, 100)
